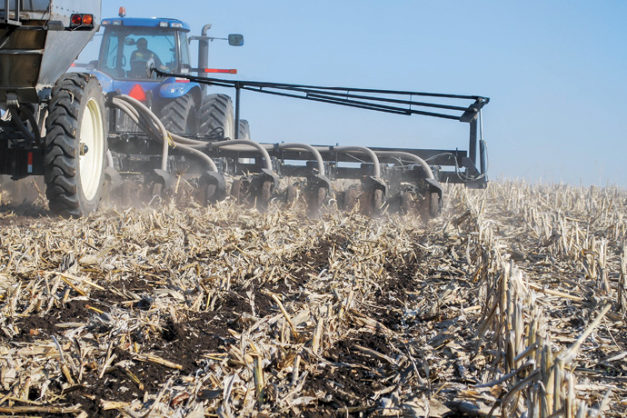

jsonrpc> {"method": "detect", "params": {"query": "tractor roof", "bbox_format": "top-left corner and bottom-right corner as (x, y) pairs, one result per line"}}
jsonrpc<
(101, 17), (191, 31)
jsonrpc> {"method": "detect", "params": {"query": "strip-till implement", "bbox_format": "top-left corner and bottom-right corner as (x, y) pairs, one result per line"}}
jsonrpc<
(0, 1), (489, 218)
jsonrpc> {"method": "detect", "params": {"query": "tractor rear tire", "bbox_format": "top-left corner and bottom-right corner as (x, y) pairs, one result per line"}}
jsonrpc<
(160, 94), (198, 135)
(238, 119), (250, 140)
(45, 73), (107, 217)
(198, 94), (234, 139)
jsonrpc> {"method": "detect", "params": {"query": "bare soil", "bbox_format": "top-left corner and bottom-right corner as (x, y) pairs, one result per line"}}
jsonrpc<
(0, 182), (624, 417)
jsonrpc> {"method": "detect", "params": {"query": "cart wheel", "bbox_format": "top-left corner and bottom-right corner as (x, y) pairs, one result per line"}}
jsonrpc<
(45, 73), (107, 216)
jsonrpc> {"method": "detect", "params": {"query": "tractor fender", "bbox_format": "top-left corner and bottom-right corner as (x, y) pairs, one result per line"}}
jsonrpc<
(159, 81), (201, 104)
(90, 70), (115, 93)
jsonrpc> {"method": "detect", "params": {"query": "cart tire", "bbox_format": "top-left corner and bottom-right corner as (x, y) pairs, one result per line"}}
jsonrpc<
(160, 94), (198, 135)
(45, 73), (107, 217)
(198, 94), (234, 139)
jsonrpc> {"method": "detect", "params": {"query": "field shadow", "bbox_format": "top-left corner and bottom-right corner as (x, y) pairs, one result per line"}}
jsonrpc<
(0, 203), (49, 226)
(0, 176), (50, 224)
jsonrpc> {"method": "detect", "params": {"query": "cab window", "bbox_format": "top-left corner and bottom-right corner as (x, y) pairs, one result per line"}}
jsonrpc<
(100, 27), (179, 79)
(179, 31), (191, 72)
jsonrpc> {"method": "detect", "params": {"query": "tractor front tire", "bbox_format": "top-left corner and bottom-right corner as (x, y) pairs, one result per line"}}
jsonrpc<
(45, 73), (107, 217)
(160, 94), (198, 136)
(198, 94), (234, 139)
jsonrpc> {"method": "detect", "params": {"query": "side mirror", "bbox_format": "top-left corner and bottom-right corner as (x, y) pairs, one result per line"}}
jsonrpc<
(228, 34), (244, 47)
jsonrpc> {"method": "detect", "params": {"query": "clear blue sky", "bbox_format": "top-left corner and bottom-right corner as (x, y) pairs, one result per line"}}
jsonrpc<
(96, 0), (627, 186)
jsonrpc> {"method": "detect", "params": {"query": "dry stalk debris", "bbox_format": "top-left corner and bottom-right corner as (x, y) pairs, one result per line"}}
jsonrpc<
(0, 181), (624, 416)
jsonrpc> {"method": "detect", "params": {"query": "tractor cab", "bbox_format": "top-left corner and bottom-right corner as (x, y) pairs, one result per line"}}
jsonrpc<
(89, 9), (244, 139)
(97, 16), (192, 80)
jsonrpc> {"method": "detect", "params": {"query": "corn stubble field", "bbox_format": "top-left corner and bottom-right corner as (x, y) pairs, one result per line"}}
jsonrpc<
(0, 181), (625, 417)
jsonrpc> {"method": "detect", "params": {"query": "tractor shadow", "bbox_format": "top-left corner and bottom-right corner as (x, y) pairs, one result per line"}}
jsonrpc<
(0, 176), (50, 224)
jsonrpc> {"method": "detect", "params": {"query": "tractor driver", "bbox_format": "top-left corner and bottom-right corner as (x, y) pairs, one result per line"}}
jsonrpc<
(130, 37), (163, 76)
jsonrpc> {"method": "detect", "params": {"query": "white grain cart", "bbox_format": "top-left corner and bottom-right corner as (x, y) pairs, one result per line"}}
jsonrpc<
(0, 0), (104, 216)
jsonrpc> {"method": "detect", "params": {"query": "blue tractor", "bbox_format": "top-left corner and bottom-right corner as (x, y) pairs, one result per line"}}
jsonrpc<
(75, 8), (252, 205)
(1, 2), (488, 218)
(89, 10), (245, 140)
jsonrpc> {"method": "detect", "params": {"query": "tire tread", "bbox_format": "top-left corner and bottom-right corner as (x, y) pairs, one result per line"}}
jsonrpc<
(160, 94), (194, 135)
(44, 73), (104, 217)
(198, 94), (234, 138)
